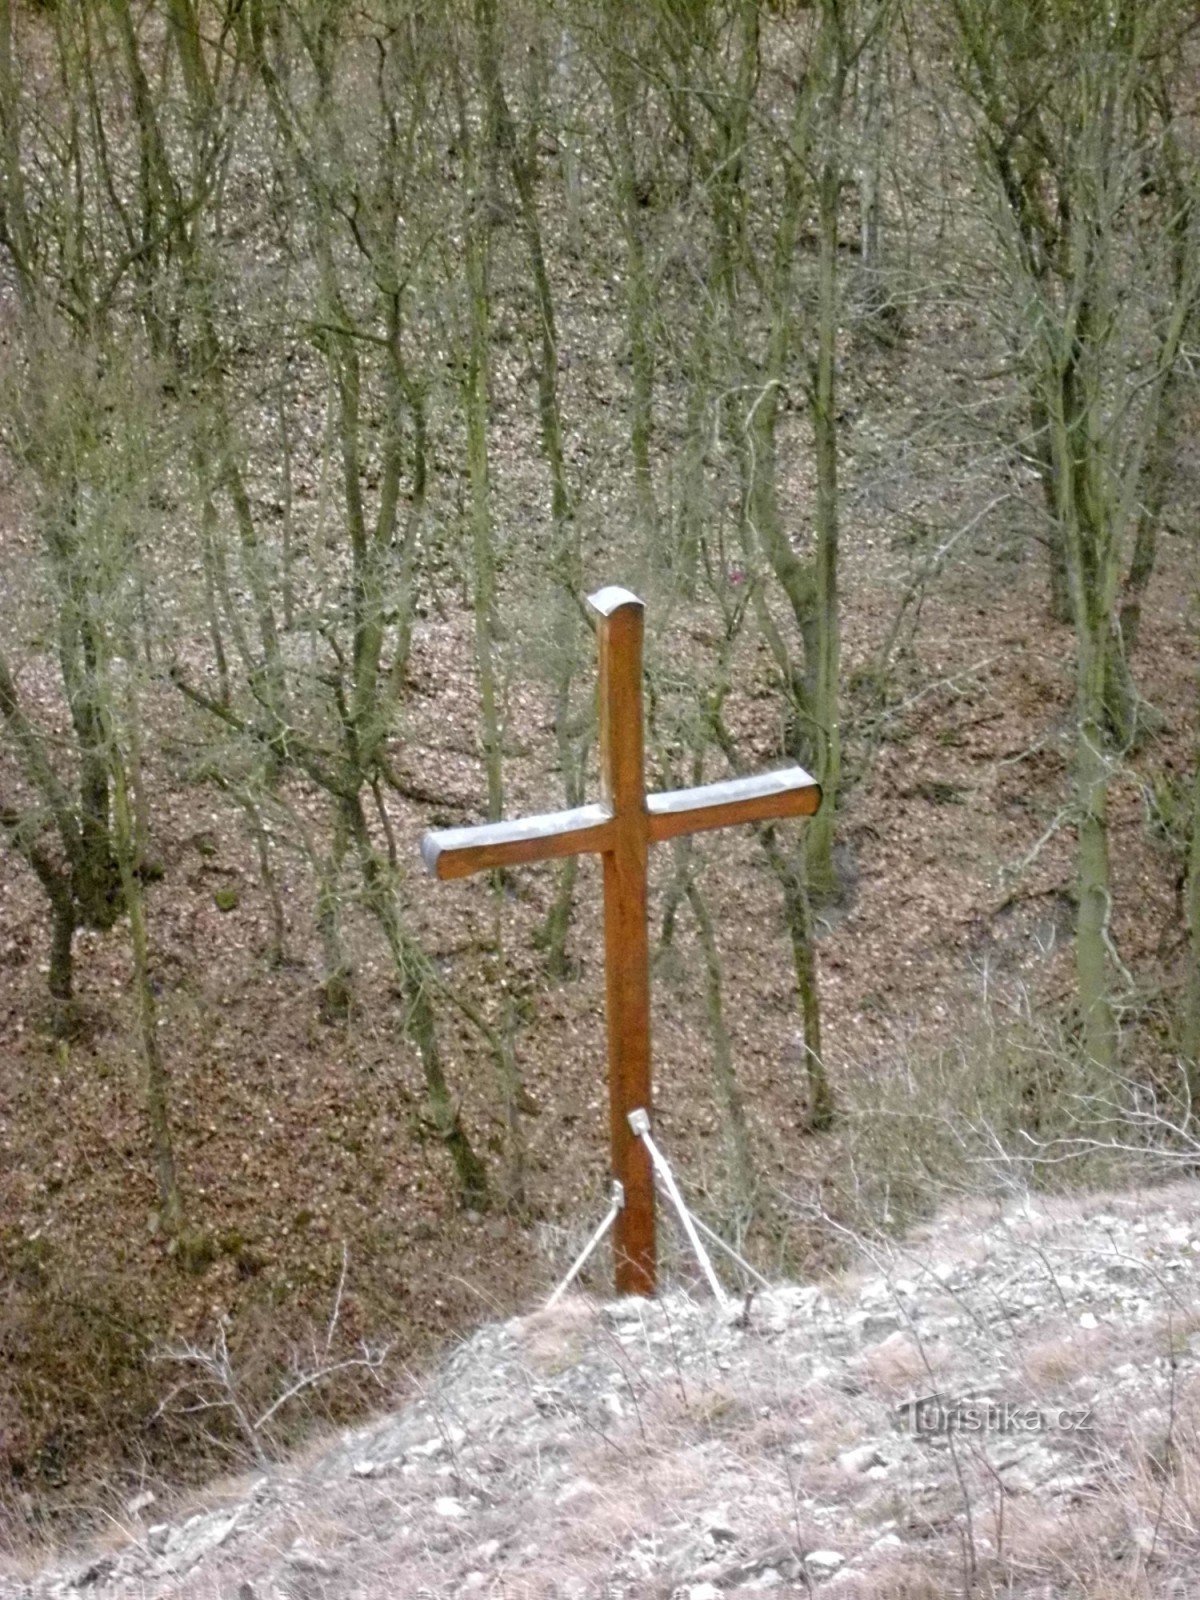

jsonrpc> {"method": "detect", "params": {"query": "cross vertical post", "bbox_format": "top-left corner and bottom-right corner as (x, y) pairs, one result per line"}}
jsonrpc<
(592, 587), (655, 1295)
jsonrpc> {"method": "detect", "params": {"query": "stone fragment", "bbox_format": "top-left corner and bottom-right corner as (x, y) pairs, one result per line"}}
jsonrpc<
(863, 1312), (902, 1337)
(409, 1425), (465, 1459)
(286, 1542), (338, 1575)
(555, 1478), (598, 1505)
(70, 1556), (115, 1588)
(702, 1513), (737, 1545)
(838, 1442), (884, 1475)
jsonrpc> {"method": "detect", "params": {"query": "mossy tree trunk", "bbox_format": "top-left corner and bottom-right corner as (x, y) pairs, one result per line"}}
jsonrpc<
(603, 2), (659, 555)
(1181, 681), (1200, 1103)
(460, 78), (504, 825)
(685, 868), (756, 1212)
(953, 0), (1200, 1082)
(806, 34), (847, 899)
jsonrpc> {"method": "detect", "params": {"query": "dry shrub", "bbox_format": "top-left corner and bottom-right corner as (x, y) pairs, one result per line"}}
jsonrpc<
(1116, 1375), (1200, 1533)
(828, 1557), (950, 1599)
(509, 1444), (715, 1568)
(981, 1498), (1127, 1572)
(1019, 1326), (1114, 1392)
(639, 1375), (760, 1441)
(858, 1331), (955, 1397)
(1062, 1582), (1161, 1600)
(512, 1294), (599, 1376)
(0, 1247), (163, 1545)
(826, 1008), (1147, 1240)
(784, 1384), (870, 1465)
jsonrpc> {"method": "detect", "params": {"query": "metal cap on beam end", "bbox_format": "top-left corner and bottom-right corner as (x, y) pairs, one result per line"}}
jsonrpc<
(588, 585), (644, 618)
(419, 832), (444, 876)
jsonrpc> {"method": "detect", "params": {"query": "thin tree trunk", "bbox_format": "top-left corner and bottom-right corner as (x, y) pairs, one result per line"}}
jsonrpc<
(1045, 317), (1122, 1081)
(495, 996), (528, 1211)
(346, 797), (487, 1206)
(760, 824), (832, 1131)
(858, 23), (885, 303)
(198, 497), (231, 708)
(463, 156), (503, 822)
(685, 871), (755, 1210)
(708, 698), (832, 1128)
(1118, 373), (1176, 658)
(1029, 392), (1074, 624)
(111, 743), (184, 1236)
(733, 52), (822, 771)
(806, 118), (844, 901)
(219, 781), (288, 967)
(387, 376), (427, 695)
(676, 307), (712, 595)
(0, 0), (38, 316)
(1182, 734), (1200, 1102)
(1101, 369), (1180, 746)
(658, 844), (689, 953)
(60, 588), (123, 929)
(277, 353), (296, 632)
(48, 889), (76, 1037)
(316, 806), (353, 1020)
(1073, 634), (1118, 1079)
(539, 667), (589, 977)
(397, 943), (489, 1208)
(488, 892), (529, 1210)
(607, 24), (657, 552)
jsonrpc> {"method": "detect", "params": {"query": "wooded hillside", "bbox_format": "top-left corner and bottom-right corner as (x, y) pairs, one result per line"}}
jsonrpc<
(0, 0), (1197, 1532)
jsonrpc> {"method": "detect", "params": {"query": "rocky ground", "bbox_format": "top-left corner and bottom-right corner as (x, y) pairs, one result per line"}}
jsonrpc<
(4, 1177), (1200, 1599)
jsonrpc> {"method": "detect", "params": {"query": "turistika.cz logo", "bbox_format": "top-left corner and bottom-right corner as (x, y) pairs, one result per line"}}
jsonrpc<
(898, 1395), (1095, 1435)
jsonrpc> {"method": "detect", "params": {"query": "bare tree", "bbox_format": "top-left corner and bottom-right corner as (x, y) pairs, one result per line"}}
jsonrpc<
(950, 0), (1200, 1077)
(0, 0), (194, 1241)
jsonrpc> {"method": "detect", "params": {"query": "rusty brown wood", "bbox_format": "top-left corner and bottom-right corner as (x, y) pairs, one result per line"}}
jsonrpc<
(646, 767), (820, 844)
(593, 588), (655, 1294)
(420, 803), (615, 880)
(420, 585), (822, 1297)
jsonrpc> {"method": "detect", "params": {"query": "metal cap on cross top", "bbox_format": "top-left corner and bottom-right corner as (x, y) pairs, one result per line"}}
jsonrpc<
(419, 585), (822, 1297)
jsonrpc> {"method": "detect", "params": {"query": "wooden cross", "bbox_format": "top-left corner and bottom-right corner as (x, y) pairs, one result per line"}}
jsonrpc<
(420, 586), (821, 1296)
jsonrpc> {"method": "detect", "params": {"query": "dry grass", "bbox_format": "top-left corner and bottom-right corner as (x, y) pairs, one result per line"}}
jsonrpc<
(1019, 1327), (1114, 1391)
(858, 1330), (956, 1396)
(828, 1563), (954, 1599)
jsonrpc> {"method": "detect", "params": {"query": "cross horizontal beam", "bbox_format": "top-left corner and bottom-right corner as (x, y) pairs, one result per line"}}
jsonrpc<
(422, 767), (819, 880)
